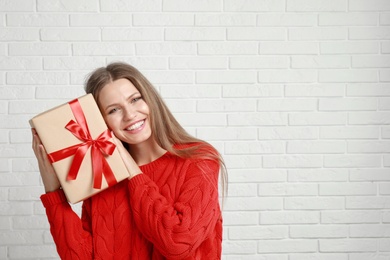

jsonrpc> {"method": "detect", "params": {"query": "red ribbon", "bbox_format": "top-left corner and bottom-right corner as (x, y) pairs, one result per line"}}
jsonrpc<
(47, 98), (117, 189)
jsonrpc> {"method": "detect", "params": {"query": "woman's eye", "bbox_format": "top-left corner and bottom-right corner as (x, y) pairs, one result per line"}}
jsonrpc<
(108, 108), (119, 114)
(131, 97), (142, 103)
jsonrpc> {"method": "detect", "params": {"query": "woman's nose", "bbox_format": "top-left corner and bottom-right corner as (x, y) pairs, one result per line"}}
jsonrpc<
(123, 106), (136, 121)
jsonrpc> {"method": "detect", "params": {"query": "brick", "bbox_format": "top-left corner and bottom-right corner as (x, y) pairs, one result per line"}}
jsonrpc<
(197, 70), (256, 84)
(383, 126), (390, 139)
(9, 100), (65, 114)
(258, 183), (317, 196)
(7, 13), (68, 27)
(322, 210), (381, 224)
(380, 69), (390, 82)
(350, 27), (390, 40)
(199, 42), (258, 55)
(37, 0), (98, 12)
(223, 84), (283, 97)
(381, 13), (390, 25)
(349, 112), (390, 125)
(196, 13), (255, 26)
(170, 56), (226, 69)
(258, 98), (317, 111)
(288, 169), (349, 182)
(229, 226), (287, 240)
(258, 126), (318, 140)
(160, 85), (220, 98)
(263, 155), (323, 168)
(225, 141), (285, 155)
(289, 27), (346, 40)
(285, 197), (345, 210)
(349, 0), (390, 11)
(0, 216), (10, 230)
(349, 253), (390, 260)
(384, 212), (390, 223)
(292, 56), (350, 69)
(0, 0), (34, 11)
(222, 240), (257, 255)
(259, 69), (317, 83)
(227, 183), (257, 197)
(257, 13), (317, 27)
(163, 0), (220, 11)
(222, 211), (258, 226)
(320, 183), (376, 196)
(285, 84), (345, 97)
(7, 71), (68, 85)
(0, 28), (39, 41)
(135, 13), (194, 26)
(325, 155), (381, 168)
(260, 211), (319, 224)
(110, 57), (168, 70)
(44, 57), (106, 70)
(379, 98), (390, 110)
(353, 55), (390, 68)
(41, 28), (100, 41)
(100, 0), (161, 11)
(73, 42), (135, 56)
(224, 197), (282, 211)
(70, 13), (132, 26)
(320, 69), (378, 83)
(35, 86), (85, 99)
(257, 239), (317, 253)
(319, 98), (377, 111)
(228, 112), (287, 126)
(380, 183), (390, 195)
(174, 113), (225, 127)
(230, 56), (288, 69)
(287, 140), (345, 154)
(347, 83), (390, 97)
(165, 28), (225, 41)
(350, 169), (390, 181)
(260, 42), (318, 55)
(136, 42), (196, 55)
(12, 215), (49, 230)
(165, 99), (195, 113)
(348, 141), (390, 153)
(289, 112), (347, 126)
(143, 70), (194, 84)
(385, 155), (390, 167)
(320, 239), (377, 252)
(287, 0), (346, 11)
(347, 196), (390, 209)
(227, 27), (286, 41)
(197, 99), (256, 112)
(0, 57), (41, 70)
(380, 239), (390, 251)
(321, 41), (378, 54)
(291, 225), (348, 238)
(199, 126), (256, 142)
(0, 202), (33, 216)
(9, 186), (42, 201)
(0, 115), (35, 129)
(227, 169), (286, 183)
(290, 254), (347, 260)
(0, 159), (9, 173)
(102, 27), (163, 41)
(320, 126), (380, 139)
(0, 130), (7, 144)
(9, 42), (70, 56)
(224, 0), (285, 12)
(8, 245), (58, 258)
(319, 13), (377, 26)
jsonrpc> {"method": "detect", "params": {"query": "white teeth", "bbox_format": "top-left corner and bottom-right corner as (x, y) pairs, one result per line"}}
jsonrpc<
(127, 121), (144, 131)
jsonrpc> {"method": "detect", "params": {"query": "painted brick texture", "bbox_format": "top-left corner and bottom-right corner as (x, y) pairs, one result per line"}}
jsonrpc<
(0, 0), (389, 259)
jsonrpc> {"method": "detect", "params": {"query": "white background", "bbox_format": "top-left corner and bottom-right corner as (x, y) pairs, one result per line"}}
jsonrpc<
(1, 0), (390, 259)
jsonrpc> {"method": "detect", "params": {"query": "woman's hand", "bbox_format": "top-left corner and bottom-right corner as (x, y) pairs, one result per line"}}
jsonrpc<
(31, 128), (61, 193)
(111, 134), (142, 179)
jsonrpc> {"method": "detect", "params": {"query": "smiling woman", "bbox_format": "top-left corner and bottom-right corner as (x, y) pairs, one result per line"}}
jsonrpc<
(32, 62), (227, 259)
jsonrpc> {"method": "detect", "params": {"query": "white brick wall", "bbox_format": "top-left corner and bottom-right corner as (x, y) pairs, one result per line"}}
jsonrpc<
(0, 0), (389, 259)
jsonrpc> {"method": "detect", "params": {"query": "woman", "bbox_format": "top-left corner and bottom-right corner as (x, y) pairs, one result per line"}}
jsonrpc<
(32, 62), (227, 259)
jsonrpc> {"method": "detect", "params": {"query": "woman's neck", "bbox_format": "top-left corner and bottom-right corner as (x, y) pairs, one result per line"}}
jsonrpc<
(128, 139), (166, 166)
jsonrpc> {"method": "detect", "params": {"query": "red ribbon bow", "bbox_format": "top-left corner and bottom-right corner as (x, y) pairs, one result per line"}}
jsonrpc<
(47, 98), (118, 189)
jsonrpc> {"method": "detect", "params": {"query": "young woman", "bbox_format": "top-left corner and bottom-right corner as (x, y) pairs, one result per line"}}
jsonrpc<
(32, 62), (227, 259)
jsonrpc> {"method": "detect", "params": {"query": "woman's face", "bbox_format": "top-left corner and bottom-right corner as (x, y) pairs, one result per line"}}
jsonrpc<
(98, 78), (152, 147)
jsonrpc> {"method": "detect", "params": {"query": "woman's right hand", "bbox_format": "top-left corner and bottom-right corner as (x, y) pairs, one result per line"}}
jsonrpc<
(31, 128), (61, 193)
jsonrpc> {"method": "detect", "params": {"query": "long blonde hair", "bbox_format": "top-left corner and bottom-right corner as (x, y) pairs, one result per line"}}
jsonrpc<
(85, 62), (227, 198)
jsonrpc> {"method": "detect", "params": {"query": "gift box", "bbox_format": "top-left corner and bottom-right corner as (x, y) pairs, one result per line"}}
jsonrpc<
(30, 94), (135, 203)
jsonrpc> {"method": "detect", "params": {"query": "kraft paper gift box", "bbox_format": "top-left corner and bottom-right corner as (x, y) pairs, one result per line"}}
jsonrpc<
(30, 94), (137, 204)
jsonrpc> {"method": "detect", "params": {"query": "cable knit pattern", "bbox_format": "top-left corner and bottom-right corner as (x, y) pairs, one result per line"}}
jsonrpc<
(41, 150), (222, 259)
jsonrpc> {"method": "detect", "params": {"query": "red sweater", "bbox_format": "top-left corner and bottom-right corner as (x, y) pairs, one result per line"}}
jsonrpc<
(41, 151), (222, 259)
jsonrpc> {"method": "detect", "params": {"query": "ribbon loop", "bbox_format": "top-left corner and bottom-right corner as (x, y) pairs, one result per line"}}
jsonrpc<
(47, 98), (118, 189)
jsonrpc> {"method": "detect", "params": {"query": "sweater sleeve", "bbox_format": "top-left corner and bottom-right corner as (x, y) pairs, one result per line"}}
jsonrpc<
(41, 189), (93, 260)
(127, 159), (221, 259)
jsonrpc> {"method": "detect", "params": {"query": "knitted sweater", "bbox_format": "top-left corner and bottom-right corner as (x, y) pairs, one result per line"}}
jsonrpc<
(40, 150), (222, 260)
